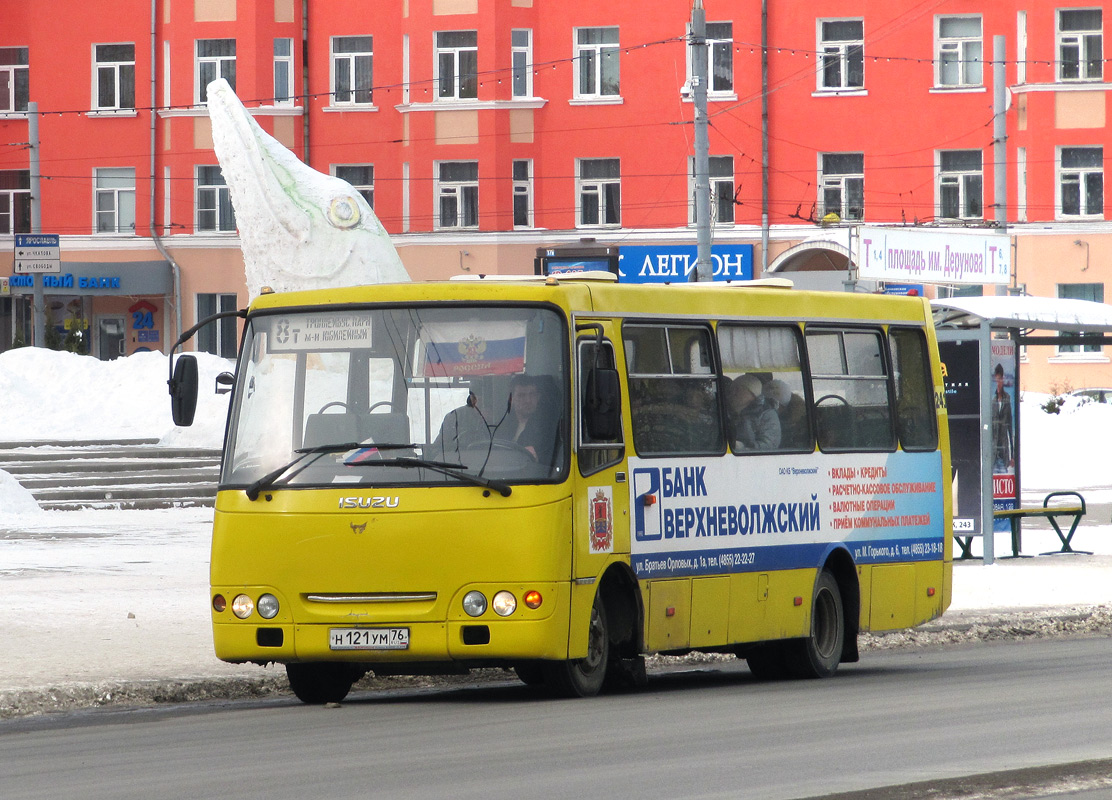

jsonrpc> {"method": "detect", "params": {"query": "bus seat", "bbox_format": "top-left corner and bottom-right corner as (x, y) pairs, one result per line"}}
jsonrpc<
(361, 412), (411, 445)
(304, 412), (359, 448)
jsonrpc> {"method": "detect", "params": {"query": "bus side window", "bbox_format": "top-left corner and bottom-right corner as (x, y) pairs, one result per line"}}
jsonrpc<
(889, 327), (938, 450)
(578, 338), (624, 475)
(624, 324), (723, 456)
(806, 328), (896, 452)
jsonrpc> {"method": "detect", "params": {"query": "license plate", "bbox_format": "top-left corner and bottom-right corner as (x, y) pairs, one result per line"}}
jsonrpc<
(329, 627), (409, 650)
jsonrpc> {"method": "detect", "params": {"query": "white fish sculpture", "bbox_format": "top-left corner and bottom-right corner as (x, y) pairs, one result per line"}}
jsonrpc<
(206, 78), (409, 298)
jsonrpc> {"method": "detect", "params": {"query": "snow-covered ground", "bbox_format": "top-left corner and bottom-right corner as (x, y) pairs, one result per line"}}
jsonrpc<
(1, 348), (1111, 700)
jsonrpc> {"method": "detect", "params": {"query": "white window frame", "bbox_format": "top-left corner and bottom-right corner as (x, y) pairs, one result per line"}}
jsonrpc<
(333, 164), (374, 209)
(688, 155), (735, 225)
(1056, 283), (1105, 357)
(935, 15), (982, 88)
(0, 47), (29, 113)
(1057, 146), (1104, 219)
(196, 165), (236, 233)
(435, 161), (479, 230)
(685, 21), (734, 98)
(512, 29), (533, 98)
(93, 43), (136, 111)
(817, 18), (864, 91)
(435, 31), (478, 101)
(274, 38), (294, 105)
(937, 150), (983, 221)
(577, 158), (621, 228)
(0, 170), (31, 234)
(196, 39), (236, 103)
(331, 36), (373, 107)
(196, 292), (239, 359)
(819, 153), (864, 221)
(512, 159), (533, 228)
(94, 167), (136, 234)
(1058, 8), (1103, 82)
(574, 27), (620, 99)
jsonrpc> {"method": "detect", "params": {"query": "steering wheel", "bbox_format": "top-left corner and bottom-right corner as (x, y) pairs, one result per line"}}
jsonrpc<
(815, 394), (849, 407)
(488, 439), (536, 459)
(317, 401), (350, 414)
(368, 400), (395, 413)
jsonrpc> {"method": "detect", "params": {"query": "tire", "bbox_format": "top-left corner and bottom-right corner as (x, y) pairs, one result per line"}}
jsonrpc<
(542, 593), (609, 697)
(785, 569), (845, 679)
(285, 662), (360, 704)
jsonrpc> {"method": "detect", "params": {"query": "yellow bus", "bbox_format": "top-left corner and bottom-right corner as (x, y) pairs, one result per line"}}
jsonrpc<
(169, 273), (951, 703)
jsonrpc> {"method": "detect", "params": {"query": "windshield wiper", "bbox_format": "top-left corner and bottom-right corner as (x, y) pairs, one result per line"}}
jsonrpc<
(245, 442), (362, 501)
(348, 455), (512, 497)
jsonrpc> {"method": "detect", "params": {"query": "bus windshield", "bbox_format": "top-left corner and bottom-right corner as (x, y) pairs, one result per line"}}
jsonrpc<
(221, 304), (569, 490)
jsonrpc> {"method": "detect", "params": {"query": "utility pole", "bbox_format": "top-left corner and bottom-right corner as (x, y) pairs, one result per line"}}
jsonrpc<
(690, 0), (712, 282)
(28, 101), (45, 348)
(993, 34), (1008, 298)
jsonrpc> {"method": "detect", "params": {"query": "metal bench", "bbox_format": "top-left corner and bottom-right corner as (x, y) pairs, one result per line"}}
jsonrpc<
(992, 491), (1088, 557)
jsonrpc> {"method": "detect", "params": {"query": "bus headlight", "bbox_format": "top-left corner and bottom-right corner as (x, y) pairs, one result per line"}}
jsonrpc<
(231, 594), (255, 619)
(492, 591), (517, 617)
(257, 593), (280, 619)
(462, 591), (487, 617)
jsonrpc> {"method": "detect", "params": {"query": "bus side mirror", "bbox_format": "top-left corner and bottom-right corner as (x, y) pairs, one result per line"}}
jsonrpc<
(215, 371), (235, 395)
(169, 355), (199, 427)
(585, 367), (621, 440)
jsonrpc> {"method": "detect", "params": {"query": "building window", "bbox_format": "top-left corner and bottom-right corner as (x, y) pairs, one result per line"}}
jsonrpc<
(93, 44), (135, 111)
(196, 293), (238, 359)
(1058, 8), (1103, 82)
(94, 168), (136, 234)
(1059, 146), (1104, 218)
(513, 159), (533, 228)
(936, 16), (982, 87)
(196, 165), (236, 232)
(332, 36), (373, 106)
(577, 158), (621, 227)
(820, 153), (864, 221)
(436, 161), (479, 229)
(938, 150), (983, 220)
(1058, 283), (1105, 354)
(436, 31), (478, 100)
(196, 39), (236, 103)
(274, 38), (294, 105)
(0, 47), (29, 113)
(0, 170), (31, 234)
(512, 29), (532, 98)
(575, 27), (620, 98)
(333, 165), (374, 208)
(689, 156), (735, 224)
(688, 21), (733, 96)
(818, 19), (864, 90)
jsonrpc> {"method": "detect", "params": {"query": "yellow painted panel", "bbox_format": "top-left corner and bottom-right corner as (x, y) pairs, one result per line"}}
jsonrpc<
(195, 0), (235, 22)
(435, 110), (479, 145)
(726, 572), (766, 644)
(1056, 91), (1106, 129)
(870, 564), (916, 630)
(690, 576), (730, 647)
(272, 115), (296, 149)
(647, 579), (690, 651)
(274, 0), (294, 23)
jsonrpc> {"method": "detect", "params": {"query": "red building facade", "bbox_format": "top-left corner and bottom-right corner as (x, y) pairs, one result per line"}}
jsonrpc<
(1, 0), (1110, 391)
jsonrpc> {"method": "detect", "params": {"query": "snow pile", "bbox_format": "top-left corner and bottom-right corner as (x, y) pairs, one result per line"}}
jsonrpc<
(1019, 394), (1112, 489)
(0, 468), (42, 516)
(0, 347), (233, 448)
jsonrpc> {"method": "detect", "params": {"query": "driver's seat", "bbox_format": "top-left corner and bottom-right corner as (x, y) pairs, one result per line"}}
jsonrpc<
(304, 413), (359, 449)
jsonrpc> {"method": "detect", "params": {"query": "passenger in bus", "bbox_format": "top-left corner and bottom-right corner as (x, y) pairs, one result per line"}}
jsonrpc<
(494, 374), (558, 463)
(764, 379), (808, 449)
(726, 373), (781, 451)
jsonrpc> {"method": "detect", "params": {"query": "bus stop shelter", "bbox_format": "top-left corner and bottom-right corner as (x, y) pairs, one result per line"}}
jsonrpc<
(932, 295), (1112, 564)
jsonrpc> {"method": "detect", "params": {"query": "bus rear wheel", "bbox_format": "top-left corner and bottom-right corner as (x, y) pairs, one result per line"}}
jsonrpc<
(785, 569), (844, 679)
(542, 593), (609, 697)
(286, 662), (361, 704)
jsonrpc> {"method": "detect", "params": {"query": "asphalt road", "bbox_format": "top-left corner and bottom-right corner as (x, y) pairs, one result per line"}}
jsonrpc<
(4, 637), (1112, 800)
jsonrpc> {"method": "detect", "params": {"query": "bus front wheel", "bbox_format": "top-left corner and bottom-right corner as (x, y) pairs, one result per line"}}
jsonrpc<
(286, 662), (362, 704)
(785, 569), (844, 679)
(543, 593), (609, 697)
